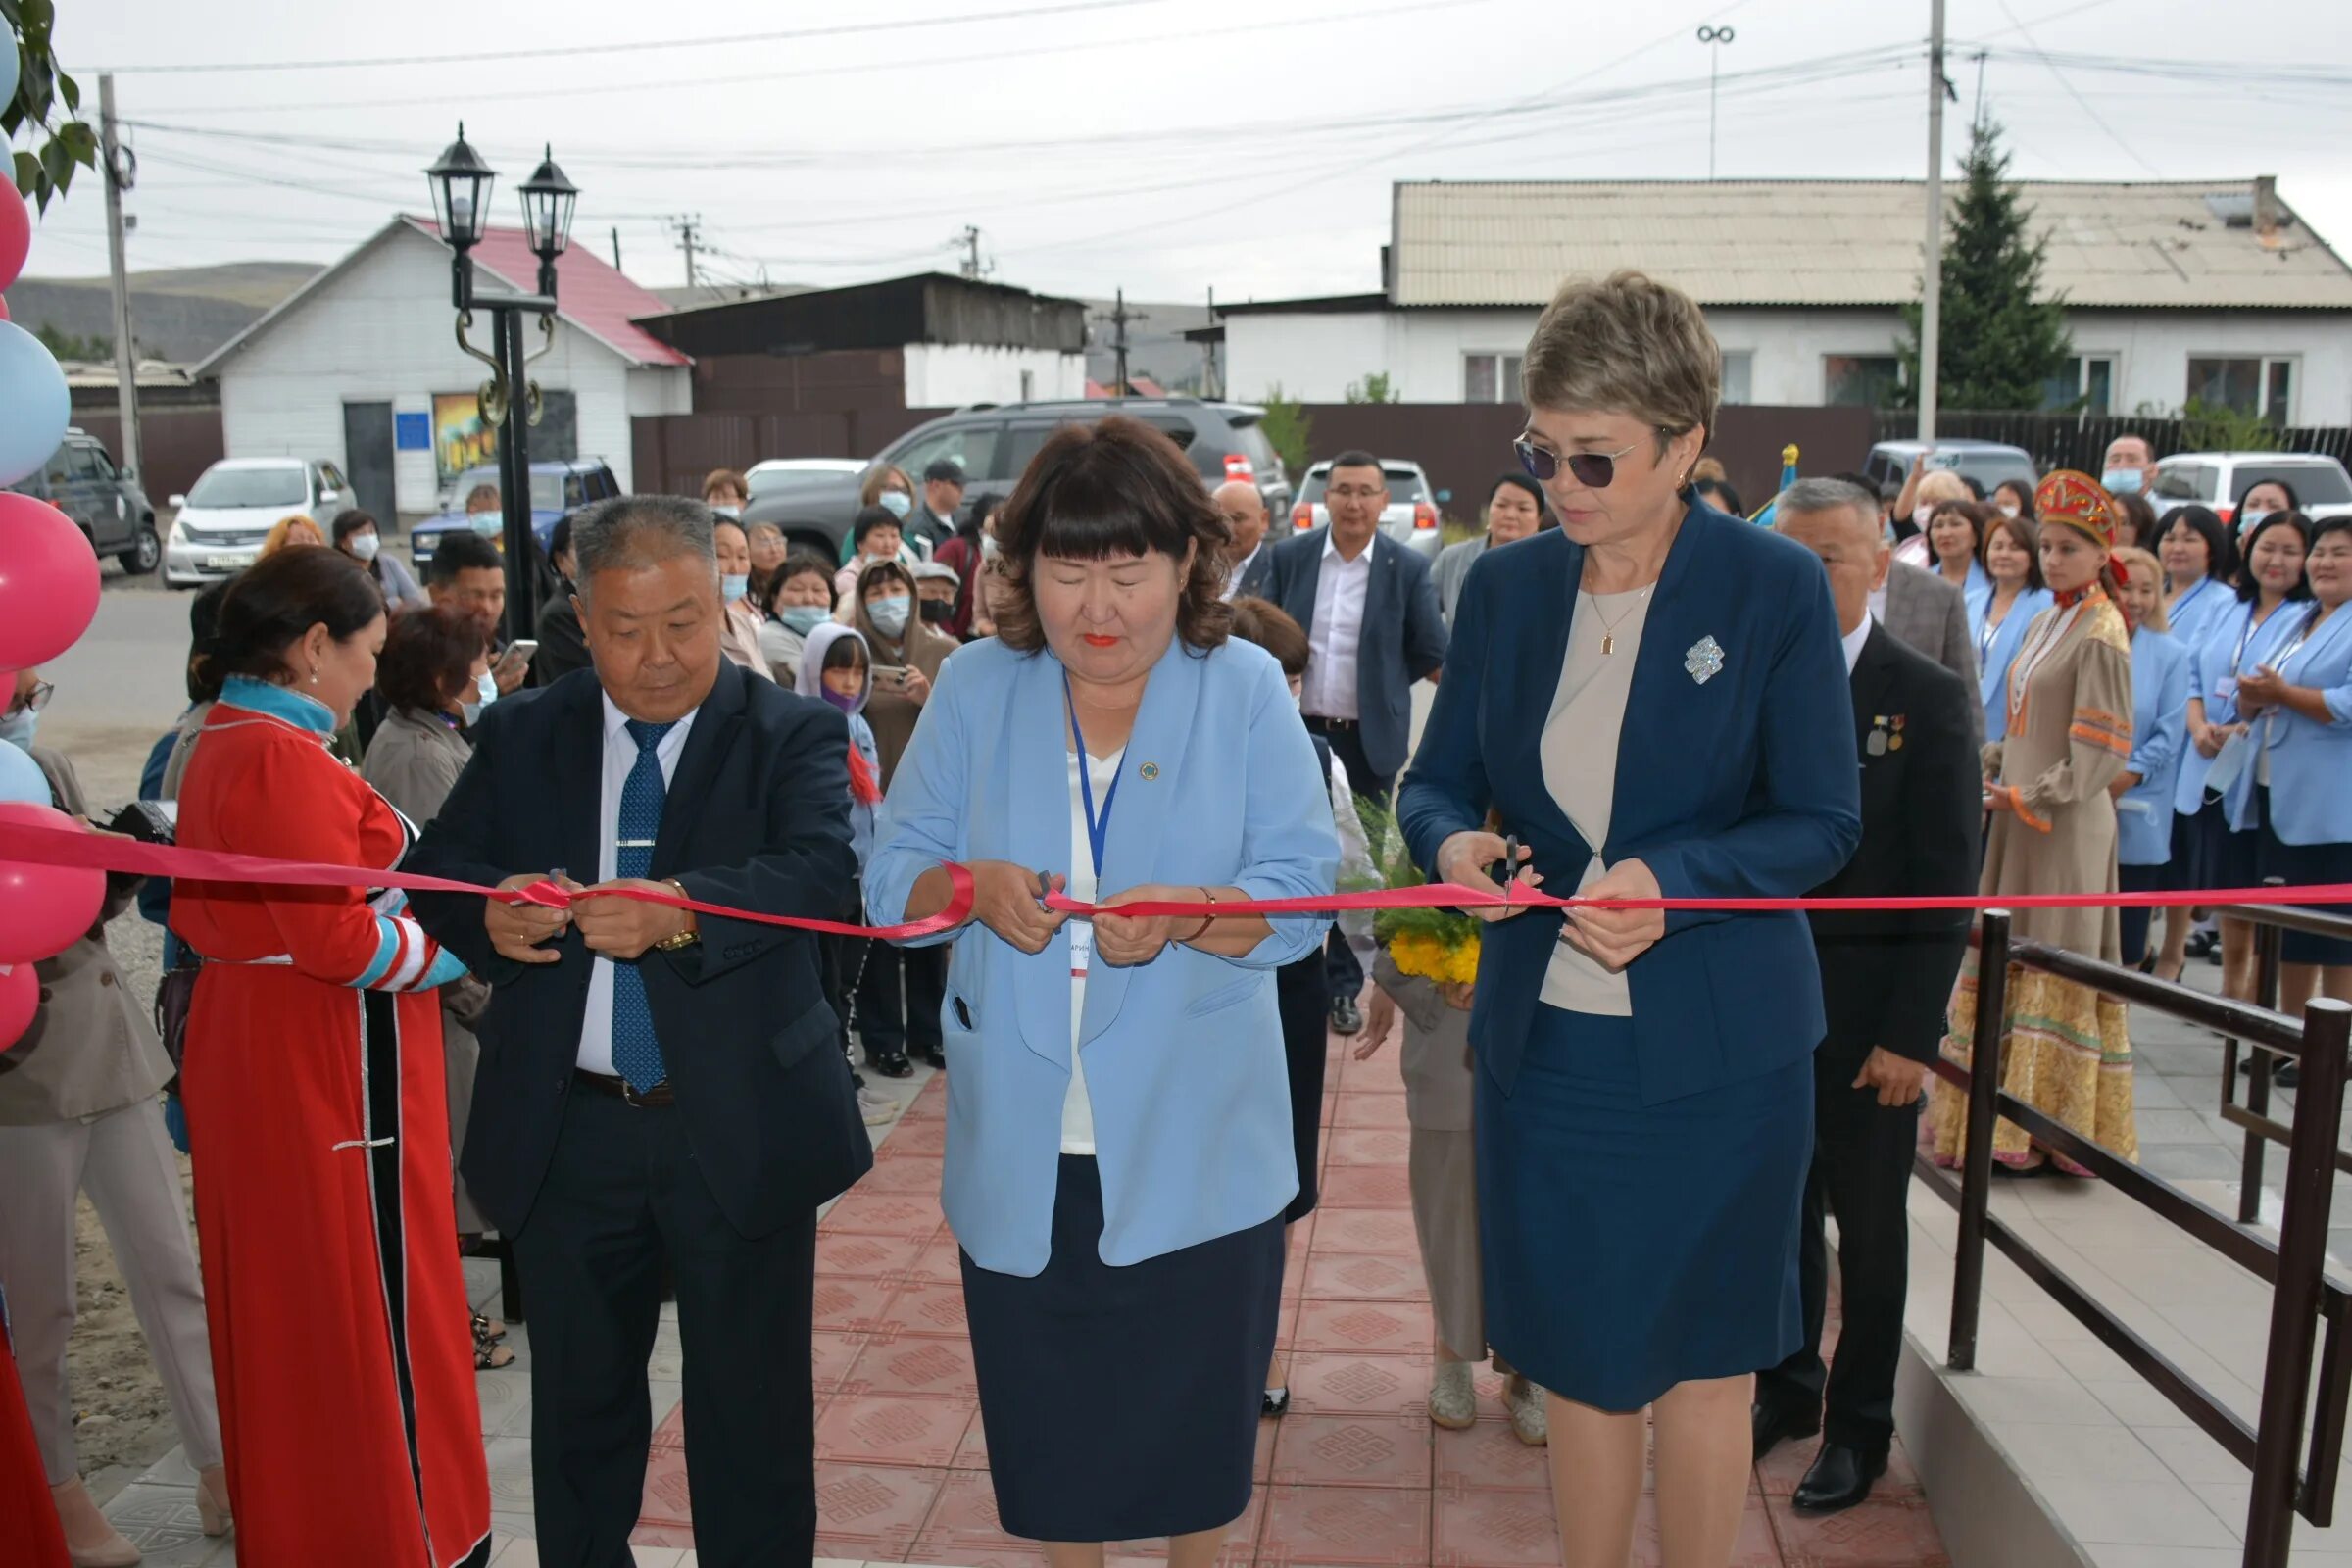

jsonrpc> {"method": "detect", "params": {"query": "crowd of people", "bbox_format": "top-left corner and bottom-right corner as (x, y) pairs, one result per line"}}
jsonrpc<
(5, 262), (2352, 1568)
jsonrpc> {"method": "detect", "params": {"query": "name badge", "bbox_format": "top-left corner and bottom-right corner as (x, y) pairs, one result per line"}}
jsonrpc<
(1069, 918), (1094, 981)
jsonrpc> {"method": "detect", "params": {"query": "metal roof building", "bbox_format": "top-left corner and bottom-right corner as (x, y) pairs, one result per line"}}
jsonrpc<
(1219, 177), (2352, 424)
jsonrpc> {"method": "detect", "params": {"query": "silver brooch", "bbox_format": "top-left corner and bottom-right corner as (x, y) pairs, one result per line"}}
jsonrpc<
(1685, 636), (1726, 685)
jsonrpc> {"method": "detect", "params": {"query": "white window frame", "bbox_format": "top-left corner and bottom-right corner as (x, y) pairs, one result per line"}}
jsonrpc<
(2050, 353), (2118, 414)
(1719, 350), (1754, 407)
(1463, 351), (1525, 405)
(2186, 353), (2298, 422)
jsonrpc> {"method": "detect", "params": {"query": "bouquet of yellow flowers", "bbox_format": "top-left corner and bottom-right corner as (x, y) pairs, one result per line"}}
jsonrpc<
(1347, 800), (1483, 989)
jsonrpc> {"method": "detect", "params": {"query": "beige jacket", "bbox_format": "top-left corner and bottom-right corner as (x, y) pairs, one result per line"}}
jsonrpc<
(0, 748), (172, 1124)
(361, 706), (474, 828)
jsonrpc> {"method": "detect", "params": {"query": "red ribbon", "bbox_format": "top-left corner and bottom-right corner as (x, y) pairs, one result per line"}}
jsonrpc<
(3, 819), (2349, 930)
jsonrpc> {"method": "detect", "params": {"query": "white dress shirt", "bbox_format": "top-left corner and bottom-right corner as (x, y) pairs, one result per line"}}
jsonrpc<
(1302, 533), (1373, 720)
(1842, 611), (1875, 675)
(1222, 540), (1265, 601)
(1062, 747), (1123, 1154)
(576, 692), (699, 1075)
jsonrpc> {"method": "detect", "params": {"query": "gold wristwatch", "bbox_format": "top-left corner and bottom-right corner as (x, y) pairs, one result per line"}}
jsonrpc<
(653, 880), (701, 951)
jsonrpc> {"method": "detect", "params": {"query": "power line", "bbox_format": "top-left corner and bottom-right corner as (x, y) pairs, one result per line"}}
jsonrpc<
(93, 0), (1178, 74)
(1989, 0), (2163, 175)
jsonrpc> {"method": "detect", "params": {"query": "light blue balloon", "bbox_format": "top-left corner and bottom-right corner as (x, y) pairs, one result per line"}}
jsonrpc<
(0, 739), (48, 807)
(0, 42), (18, 116)
(0, 320), (70, 490)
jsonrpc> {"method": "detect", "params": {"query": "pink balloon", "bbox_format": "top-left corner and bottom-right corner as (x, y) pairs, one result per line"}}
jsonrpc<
(0, 802), (103, 964)
(0, 962), (35, 1054)
(0, 188), (25, 293)
(0, 292), (11, 320)
(0, 492), (100, 668)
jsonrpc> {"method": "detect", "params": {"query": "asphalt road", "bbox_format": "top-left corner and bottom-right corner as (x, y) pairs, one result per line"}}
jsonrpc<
(40, 583), (196, 806)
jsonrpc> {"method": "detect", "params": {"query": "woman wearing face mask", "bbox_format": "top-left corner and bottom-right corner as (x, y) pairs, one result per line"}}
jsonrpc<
(1433, 473), (1547, 627)
(2106, 546), (2191, 973)
(2235, 478), (2299, 536)
(854, 464), (921, 566)
(1977, 512), (2055, 745)
(851, 557), (956, 1076)
(1931, 471), (2139, 1175)
(1993, 478), (2035, 523)
(332, 509), (428, 610)
(2181, 512), (2313, 1006)
(359, 605), (514, 1371)
(1927, 498), (1992, 611)
(2235, 514), (2352, 1025)
(933, 493), (1001, 639)
(760, 552), (841, 688)
(710, 516), (777, 681)
(1889, 467), (1973, 566)
(702, 467), (749, 518)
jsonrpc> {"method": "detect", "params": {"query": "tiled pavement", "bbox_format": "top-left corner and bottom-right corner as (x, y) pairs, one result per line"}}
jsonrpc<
(95, 1023), (1953, 1566)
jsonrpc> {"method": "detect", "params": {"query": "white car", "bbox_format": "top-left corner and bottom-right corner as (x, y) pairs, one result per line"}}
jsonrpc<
(746, 458), (867, 499)
(2151, 452), (2352, 529)
(165, 457), (350, 588)
(1289, 459), (1449, 560)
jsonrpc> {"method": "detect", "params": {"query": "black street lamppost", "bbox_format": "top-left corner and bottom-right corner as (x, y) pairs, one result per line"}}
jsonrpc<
(425, 126), (579, 644)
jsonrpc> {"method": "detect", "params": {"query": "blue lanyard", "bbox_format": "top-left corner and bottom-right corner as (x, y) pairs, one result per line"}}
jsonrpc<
(1064, 671), (1120, 879)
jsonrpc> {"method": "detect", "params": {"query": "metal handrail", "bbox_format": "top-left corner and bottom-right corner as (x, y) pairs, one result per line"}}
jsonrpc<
(2211, 899), (2352, 1223)
(1917, 908), (2352, 1568)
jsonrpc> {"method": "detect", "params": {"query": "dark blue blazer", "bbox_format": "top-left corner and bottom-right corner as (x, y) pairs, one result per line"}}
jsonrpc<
(1397, 502), (1862, 1105)
(406, 660), (871, 1238)
(1261, 527), (1448, 781)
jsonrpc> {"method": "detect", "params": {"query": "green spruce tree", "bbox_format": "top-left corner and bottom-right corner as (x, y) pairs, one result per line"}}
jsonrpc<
(1896, 115), (2073, 412)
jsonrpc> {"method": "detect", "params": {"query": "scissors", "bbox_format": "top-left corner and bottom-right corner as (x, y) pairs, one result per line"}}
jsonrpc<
(1487, 835), (1522, 909)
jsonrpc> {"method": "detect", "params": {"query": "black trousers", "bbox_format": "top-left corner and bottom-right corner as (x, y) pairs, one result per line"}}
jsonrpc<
(2119, 861), (2166, 968)
(1307, 717), (1388, 1004)
(1755, 1046), (1920, 1456)
(513, 1088), (819, 1568)
(852, 938), (946, 1057)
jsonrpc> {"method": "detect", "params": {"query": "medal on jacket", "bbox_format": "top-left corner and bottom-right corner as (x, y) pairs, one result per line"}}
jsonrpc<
(1866, 715), (1889, 757)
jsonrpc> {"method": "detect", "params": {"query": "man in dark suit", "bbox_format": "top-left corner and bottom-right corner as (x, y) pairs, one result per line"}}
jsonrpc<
(1214, 478), (1277, 601)
(1262, 452), (1447, 1033)
(407, 495), (870, 1568)
(1754, 479), (1979, 1513)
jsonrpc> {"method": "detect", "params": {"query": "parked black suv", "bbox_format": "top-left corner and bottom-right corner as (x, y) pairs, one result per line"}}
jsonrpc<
(742, 398), (1294, 559)
(10, 428), (161, 573)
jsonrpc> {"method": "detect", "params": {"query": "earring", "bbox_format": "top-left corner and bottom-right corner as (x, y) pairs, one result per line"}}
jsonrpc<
(310, 668), (321, 685)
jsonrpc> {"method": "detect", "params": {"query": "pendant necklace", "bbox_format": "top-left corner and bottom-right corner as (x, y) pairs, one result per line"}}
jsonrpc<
(1587, 585), (1653, 656)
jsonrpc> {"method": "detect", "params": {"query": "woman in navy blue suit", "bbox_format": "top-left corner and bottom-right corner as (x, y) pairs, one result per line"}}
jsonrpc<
(1398, 271), (1860, 1568)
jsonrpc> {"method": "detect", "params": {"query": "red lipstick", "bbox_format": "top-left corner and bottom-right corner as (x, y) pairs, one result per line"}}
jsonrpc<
(1082, 634), (1119, 647)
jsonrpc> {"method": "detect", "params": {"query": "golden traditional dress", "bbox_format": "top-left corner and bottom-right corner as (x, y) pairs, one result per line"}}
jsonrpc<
(1931, 584), (2139, 1170)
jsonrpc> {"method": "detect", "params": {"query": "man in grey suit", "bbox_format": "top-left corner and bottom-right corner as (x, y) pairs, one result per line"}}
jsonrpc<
(1875, 557), (1983, 752)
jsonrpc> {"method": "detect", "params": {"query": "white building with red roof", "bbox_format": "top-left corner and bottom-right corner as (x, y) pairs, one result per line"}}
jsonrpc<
(195, 215), (692, 522)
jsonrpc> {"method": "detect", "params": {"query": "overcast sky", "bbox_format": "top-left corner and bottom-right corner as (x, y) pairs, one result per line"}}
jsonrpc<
(22, 0), (2352, 307)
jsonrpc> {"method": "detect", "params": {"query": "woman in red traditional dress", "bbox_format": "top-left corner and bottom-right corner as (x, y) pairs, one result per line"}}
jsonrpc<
(171, 548), (492, 1567)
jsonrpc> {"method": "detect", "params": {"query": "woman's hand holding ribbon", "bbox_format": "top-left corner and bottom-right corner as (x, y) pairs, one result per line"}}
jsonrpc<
(1436, 831), (1540, 923)
(1562, 858), (1666, 969)
(967, 860), (1068, 954)
(1092, 883), (1189, 966)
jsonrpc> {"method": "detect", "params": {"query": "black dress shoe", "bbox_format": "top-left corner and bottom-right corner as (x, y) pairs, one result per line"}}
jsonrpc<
(1750, 1401), (1819, 1464)
(916, 1043), (948, 1070)
(868, 1051), (915, 1079)
(1792, 1443), (1887, 1513)
(1331, 995), (1364, 1036)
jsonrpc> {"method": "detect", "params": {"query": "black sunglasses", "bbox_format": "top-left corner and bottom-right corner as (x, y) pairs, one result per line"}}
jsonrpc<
(1514, 437), (1642, 490)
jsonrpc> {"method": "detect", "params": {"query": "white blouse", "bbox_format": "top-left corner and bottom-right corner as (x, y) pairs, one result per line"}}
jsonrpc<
(1062, 747), (1124, 1155)
(1538, 587), (1653, 1016)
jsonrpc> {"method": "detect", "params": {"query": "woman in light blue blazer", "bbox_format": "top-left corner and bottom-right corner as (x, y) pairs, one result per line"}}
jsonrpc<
(2182, 512), (2314, 1004)
(2236, 514), (2352, 1009)
(1975, 511), (2055, 746)
(2108, 546), (2191, 970)
(867, 416), (1337, 1563)
(2153, 505), (2238, 978)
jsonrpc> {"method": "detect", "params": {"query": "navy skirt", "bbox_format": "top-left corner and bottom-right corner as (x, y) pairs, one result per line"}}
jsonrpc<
(1476, 1005), (1811, 1412)
(2257, 788), (2352, 967)
(960, 1156), (1283, 1543)
(1274, 953), (1330, 1223)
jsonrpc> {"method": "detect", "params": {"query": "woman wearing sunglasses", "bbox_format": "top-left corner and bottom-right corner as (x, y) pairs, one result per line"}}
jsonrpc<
(1398, 270), (1860, 1568)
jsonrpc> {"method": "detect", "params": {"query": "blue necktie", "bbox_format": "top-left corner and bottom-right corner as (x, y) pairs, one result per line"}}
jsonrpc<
(611, 717), (676, 1093)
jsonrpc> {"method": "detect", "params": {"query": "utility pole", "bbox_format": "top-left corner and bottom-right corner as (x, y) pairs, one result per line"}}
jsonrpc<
(1095, 290), (1144, 399)
(956, 224), (990, 281)
(671, 214), (703, 288)
(1696, 25), (1736, 180)
(99, 74), (141, 480)
(1918, 0), (1947, 444)
(611, 225), (622, 272)
(1204, 285), (1220, 398)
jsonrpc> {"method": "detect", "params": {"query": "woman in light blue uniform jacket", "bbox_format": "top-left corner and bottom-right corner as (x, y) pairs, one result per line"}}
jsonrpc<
(2235, 514), (2352, 1009)
(2180, 512), (2313, 1004)
(2108, 546), (2191, 969)
(866, 417), (1337, 1562)
(2151, 506), (2239, 977)
(1974, 511), (2055, 746)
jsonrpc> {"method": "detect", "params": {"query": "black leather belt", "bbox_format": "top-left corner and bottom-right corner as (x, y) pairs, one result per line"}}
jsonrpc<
(1304, 715), (1358, 730)
(573, 1069), (675, 1107)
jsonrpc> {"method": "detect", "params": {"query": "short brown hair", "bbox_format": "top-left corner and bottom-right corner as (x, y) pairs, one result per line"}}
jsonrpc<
(1522, 270), (1720, 445)
(991, 416), (1232, 656)
(703, 468), (749, 504)
(375, 604), (487, 713)
(1227, 596), (1309, 677)
(1982, 512), (2047, 591)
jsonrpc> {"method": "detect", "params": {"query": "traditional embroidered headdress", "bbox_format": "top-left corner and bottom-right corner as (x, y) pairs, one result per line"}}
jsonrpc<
(2034, 469), (2118, 553)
